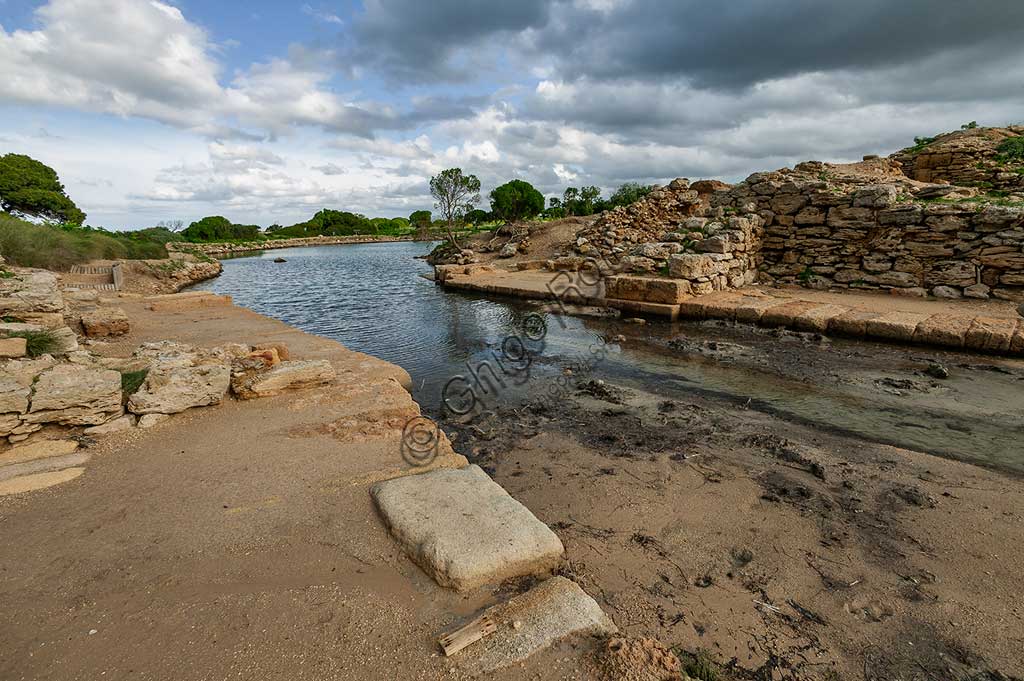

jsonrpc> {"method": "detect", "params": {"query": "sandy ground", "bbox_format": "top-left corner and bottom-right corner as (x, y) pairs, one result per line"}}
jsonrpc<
(0, 298), (604, 681)
(441, 318), (1024, 681)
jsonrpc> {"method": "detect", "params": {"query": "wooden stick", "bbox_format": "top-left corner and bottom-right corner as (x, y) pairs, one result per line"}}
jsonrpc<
(439, 614), (497, 657)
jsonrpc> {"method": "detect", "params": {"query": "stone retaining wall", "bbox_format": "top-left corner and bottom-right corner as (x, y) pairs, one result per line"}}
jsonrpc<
(711, 169), (1024, 302)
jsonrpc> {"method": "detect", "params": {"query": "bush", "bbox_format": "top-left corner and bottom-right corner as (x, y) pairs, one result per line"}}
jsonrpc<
(6, 329), (60, 357)
(997, 136), (1024, 162)
(0, 214), (167, 269)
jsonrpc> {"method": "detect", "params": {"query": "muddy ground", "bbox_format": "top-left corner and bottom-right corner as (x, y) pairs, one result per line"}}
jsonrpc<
(439, 318), (1024, 681)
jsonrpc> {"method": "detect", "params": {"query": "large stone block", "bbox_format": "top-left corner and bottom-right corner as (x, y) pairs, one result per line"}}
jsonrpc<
(604, 276), (691, 304)
(232, 359), (336, 399)
(668, 254), (726, 279)
(864, 312), (932, 343)
(964, 317), (1018, 353)
(81, 308), (130, 337)
(26, 365), (122, 426)
(128, 364), (230, 415)
(371, 465), (564, 592)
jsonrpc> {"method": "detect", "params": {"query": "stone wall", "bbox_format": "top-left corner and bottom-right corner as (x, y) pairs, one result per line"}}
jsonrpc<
(573, 179), (764, 295)
(710, 166), (1024, 301)
(168, 234), (417, 256)
(891, 126), (1024, 193)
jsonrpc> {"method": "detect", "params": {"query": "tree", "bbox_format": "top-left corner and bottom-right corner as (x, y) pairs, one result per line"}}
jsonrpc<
(607, 182), (654, 209)
(465, 209), (490, 225)
(0, 153), (86, 225)
(579, 186), (602, 215)
(156, 219), (185, 232)
(490, 179), (544, 222)
(182, 216), (233, 241)
(430, 168), (481, 246)
(562, 187), (580, 215)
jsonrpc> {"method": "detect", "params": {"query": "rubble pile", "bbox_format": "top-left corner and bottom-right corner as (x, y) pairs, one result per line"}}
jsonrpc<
(891, 125), (1024, 193)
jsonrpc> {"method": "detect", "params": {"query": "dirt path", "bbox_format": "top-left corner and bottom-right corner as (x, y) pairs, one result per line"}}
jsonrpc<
(442, 321), (1024, 680)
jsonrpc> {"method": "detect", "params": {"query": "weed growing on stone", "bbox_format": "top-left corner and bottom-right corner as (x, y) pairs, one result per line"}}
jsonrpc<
(120, 369), (149, 400)
(7, 329), (60, 357)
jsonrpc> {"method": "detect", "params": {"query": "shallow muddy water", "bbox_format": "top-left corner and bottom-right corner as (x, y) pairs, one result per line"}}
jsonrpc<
(196, 243), (1024, 473)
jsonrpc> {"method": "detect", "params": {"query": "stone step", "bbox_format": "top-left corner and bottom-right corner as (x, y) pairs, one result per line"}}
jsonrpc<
(371, 464), (564, 592)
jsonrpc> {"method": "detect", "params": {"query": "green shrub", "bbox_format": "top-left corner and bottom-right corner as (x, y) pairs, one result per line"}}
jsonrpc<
(120, 369), (148, 400)
(6, 329), (60, 357)
(996, 136), (1024, 163)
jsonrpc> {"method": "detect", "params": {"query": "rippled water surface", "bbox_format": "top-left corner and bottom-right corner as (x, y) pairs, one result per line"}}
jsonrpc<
(193, 243), (541, 406)
(196, 242), (1024, 473)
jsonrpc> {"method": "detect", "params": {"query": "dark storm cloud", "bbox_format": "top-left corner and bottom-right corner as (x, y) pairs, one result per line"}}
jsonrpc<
(350, 0), (556, 80)
(352, 0), (1024, 90)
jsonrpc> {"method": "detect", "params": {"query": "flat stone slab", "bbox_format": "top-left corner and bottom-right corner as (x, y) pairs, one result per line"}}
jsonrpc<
(793, 303), (850, 333)
(0, 467), (84, 496)
(964, 317), (1019, 353)
(760, 300), (825, 327)
(371, 465), (564, 592)
(914, 314), (973, 348)
(0, 439), (78, 467)
(0, 451), (91, 483)
(864, 311), (932, 342)
(460, 576), (616, 675)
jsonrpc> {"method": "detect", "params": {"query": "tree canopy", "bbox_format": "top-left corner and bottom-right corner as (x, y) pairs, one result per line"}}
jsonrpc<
(181, 216), (261, 242)
(0, 153), (86, 225)
(490, 179), (544, 222)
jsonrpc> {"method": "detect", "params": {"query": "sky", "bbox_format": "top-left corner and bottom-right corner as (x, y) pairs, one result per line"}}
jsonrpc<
(2, 0), (1023, 230)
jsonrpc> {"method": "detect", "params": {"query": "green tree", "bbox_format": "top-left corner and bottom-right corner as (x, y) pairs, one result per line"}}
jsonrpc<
(465, 209), (490, 225)
(430, 168), (481, 246)
(0, 154), (86, 225)
(607, 182), (654, 208)
(490, 179), (544, 222)
(562, 187), (580, 215)
(182, 215), (233, 241)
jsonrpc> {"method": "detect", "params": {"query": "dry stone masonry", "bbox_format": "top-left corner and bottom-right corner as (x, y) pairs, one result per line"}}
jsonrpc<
(567, 129), (1024, 304)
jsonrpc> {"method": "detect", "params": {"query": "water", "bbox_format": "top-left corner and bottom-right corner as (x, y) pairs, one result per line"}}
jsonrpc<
(195, 243), (1024, 474)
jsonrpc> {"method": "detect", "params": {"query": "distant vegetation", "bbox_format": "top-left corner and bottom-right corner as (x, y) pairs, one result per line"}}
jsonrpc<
(0, 213), (169, 270)
(0, 153), (663, 264)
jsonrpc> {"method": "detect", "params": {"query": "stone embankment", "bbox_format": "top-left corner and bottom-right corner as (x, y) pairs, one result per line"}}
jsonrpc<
(167, 234), (417, 257)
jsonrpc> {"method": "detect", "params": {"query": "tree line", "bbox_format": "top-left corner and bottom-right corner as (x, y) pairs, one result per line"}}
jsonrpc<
(0, 153), (655, 246)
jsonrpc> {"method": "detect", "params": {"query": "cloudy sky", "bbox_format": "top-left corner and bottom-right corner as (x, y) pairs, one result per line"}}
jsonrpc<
(2, 0), (1023, 229)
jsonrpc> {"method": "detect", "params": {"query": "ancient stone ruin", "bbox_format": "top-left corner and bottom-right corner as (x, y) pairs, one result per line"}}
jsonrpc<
(572, 127), (1024, 303)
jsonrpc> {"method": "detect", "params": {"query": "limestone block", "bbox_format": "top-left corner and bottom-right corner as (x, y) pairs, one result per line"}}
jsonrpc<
(793, 304), (850, 333)
(914, 314), (972, 348)
(371, 465), (564, 592)
(80, 308), (130, 337)
(461, 577), (616, 675)
(83, 414), (137, 435)
(0, 337), (27, 359)
(231, 359), (336, 399)
(26, 364), (122, 425)
(128, 364), (230, 414)
(760, 301), (825, 328)
(604, 276), (691, 305)
(864, 312), (933, 342)
(964, 317), (1019, 353)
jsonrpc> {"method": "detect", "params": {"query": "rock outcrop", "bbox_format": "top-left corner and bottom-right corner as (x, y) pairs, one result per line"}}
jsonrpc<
(128, 365), (231, 415)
